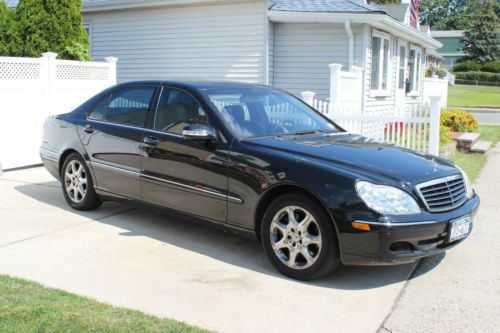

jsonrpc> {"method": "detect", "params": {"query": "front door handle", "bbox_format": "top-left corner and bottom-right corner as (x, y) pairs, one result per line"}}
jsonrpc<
(143, 136), (160, 146)
(83, 125), (94, 133)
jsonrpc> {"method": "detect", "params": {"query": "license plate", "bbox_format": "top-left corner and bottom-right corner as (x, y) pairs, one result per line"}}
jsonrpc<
(449, 215), (471, 243)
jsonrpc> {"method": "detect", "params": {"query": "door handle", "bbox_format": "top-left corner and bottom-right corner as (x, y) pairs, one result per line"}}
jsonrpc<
(83, 125), (94, 133)
(143, 136), (160, 146)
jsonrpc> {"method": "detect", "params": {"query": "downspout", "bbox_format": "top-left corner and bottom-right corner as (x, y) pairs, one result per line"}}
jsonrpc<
(344, 19), (354, 71)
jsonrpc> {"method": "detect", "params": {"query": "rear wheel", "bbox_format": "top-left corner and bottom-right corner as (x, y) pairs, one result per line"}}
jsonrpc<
(261, 193), (339, 280)
(61, 153), (102, 211)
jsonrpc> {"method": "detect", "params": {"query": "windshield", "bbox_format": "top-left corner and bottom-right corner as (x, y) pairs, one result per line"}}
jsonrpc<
(202, 88), (341, 139)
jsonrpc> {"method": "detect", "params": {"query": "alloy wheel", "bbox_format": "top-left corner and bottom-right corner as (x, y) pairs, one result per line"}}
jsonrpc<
(64, 160), (88, 203)
(269, 206), (322, 270)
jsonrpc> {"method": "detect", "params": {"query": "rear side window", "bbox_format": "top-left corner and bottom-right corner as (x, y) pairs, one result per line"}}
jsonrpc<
(88, 95), (109, 120)
(105, 87), (156, 127)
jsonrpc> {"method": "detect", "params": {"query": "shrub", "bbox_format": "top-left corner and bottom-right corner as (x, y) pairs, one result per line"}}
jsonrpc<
(441, 109), (479, 133)
(453, 71), (500, 83)
(481, 61), (500, 73)
(440, 125), (453, 146)
(453, 60), (481, 72)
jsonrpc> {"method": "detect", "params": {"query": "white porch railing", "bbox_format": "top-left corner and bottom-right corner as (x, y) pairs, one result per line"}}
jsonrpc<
(0, 53), (117, 170)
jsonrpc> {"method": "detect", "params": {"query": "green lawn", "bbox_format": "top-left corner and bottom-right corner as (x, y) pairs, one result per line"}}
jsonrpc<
(451, 125), (500, 182)
(448, 84), (500, 108)
(0, 275), (209, 333)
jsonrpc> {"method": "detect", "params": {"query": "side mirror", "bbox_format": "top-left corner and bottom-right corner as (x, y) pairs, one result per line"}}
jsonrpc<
(182, 124), (217, 141)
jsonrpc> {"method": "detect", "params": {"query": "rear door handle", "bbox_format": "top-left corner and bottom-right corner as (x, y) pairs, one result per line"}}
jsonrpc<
(83, 125), (94, 133)
(143, 136), (160, 146)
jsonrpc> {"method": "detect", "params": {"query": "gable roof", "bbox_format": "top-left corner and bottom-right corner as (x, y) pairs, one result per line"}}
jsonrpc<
(377, 4), (409, 22)
(268, 0), (383, 13)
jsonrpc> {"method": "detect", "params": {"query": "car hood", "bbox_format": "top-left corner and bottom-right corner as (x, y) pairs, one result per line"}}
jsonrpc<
(244, 133), (459, 184)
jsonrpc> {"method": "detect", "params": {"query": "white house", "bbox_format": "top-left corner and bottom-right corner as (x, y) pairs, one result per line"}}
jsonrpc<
(6, 0), (444, 116)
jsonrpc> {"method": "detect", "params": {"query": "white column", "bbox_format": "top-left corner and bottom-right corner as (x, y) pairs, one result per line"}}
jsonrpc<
(105, 57), (118, 86)
(428, 96), (441, 156)
(300, 91), (316, 107)
(329, 63), (342, 114)
(42, 52), (58, 115)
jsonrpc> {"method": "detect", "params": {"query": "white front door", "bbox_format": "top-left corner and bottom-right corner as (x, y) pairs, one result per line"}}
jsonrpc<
(395, 40), (408, 113)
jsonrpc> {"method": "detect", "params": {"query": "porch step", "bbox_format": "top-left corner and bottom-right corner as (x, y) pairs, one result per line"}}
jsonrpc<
(456, 132), (481, 151)
(470, 141), (492, 154)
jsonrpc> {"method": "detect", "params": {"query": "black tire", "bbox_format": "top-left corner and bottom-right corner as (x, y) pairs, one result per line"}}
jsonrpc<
(61, 153), (102, 211)
(261, 193), (339, 280)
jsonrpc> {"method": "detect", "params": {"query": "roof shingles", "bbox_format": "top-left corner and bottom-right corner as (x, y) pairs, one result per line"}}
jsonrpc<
(268, 0), (383, 13)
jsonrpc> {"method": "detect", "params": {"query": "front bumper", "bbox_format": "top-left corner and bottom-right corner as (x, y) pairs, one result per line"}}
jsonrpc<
(340, 194), (480, 266)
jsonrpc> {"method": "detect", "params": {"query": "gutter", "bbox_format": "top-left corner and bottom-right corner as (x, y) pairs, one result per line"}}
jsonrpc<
(268, 11), (442, 50)
(344, 20), (354, 71)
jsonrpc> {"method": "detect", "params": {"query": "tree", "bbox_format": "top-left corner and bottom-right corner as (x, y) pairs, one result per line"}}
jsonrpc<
(14, 0), (89, 60)
(0, 0), (21, 56)
(462, 0), (500, 63)
(419, 0), (481, 30)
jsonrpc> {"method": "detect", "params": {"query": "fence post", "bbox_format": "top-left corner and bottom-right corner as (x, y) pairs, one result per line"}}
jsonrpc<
(428, 96), (441, 156)
(42, 52), (58, 115)
(105, 57), (118, 85)
(300, 91), (316, 106)
(329, 63), (342, 114)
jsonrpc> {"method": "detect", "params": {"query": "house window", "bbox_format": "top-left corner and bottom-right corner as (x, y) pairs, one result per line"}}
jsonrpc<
(408, 47), (422, 94)
(398, 45), (406, 90)
(370, 33), (391, 95)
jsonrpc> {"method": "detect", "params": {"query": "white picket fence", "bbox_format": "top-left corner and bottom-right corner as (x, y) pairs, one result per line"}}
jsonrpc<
(303, 93), (442, 155)
(0, 53), (117, 170)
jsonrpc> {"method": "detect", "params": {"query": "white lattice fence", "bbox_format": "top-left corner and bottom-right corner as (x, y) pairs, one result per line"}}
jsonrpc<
(0, 53), (117, 169)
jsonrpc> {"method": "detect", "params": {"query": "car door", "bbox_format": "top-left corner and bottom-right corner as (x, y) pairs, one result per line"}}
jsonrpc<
(141, 87), (229, 222)
(79, 85), (158, 200)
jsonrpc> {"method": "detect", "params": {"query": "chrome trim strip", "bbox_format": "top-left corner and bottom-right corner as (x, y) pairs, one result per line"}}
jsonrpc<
(90, 160), (243, 204)
(88, 117), (185, 139)
(356, 220), (442, 227)
(91, 161), (141, 178)
(40, 147), (60, 158)
(141, 173), (243, 204)
(415, 174), (465, 212)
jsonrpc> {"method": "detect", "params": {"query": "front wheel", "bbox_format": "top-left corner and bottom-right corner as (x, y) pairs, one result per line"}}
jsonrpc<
(61, 153), (102, 211)
(261, 193), (339, 280)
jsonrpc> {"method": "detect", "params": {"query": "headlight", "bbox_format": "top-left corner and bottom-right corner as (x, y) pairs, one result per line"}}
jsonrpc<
(457, 166), (473, 199)
(356, 181), (421, 215)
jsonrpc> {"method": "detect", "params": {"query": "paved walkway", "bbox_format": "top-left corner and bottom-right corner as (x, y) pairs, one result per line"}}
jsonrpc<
(0, 168), (415, 333)
(381, 145), (500, 333)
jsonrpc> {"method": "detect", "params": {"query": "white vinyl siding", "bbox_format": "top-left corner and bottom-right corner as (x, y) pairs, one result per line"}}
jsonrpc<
(268, 22), (275, 86)
(84, 1), (267, 83)
(273, 22), (364, 99)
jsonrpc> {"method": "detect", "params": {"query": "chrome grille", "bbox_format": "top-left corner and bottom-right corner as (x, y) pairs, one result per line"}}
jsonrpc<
(416, 175), (467, 212)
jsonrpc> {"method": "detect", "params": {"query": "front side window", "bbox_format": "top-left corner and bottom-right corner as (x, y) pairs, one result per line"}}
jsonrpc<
(408, 47), (422, 94)
(105, 87), (156, 127)
(204, 88), (339, 139)
(154, 88), (209, 135)
(370, 33), (392, 93)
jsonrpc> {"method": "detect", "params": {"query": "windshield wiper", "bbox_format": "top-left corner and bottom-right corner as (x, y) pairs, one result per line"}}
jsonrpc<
(292, 130), (319, 135)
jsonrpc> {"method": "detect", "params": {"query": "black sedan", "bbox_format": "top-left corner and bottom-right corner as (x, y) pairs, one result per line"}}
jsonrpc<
(40, 81), (480, 280)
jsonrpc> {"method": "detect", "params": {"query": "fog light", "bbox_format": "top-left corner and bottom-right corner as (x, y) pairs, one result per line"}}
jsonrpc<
(352, 221), (371, 231)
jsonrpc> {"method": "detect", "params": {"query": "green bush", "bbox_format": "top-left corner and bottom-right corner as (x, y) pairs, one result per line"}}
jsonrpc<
(441, 109), (479, 133)
(454, 71), (500, 83)
(481, 61), (500, 73)
(453, 60), (482, 72)
(440, 125), (453, 146)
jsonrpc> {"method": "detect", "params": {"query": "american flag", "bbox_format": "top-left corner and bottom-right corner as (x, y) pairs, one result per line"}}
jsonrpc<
(410, 0), (421, 28)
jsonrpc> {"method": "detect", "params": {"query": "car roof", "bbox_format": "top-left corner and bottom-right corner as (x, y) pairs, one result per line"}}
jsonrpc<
(115, 80), (272, 91)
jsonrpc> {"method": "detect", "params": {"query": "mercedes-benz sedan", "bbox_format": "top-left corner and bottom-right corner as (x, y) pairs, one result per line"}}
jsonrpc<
(40, 81), (480, 280)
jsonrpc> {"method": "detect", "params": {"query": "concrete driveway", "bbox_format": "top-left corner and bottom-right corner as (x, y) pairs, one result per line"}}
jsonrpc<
(1, 152), (498, 333)
(0, 167), (418, 333)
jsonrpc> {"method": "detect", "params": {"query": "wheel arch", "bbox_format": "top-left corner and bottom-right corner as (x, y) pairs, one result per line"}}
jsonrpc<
(254, 183), (341, 251)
